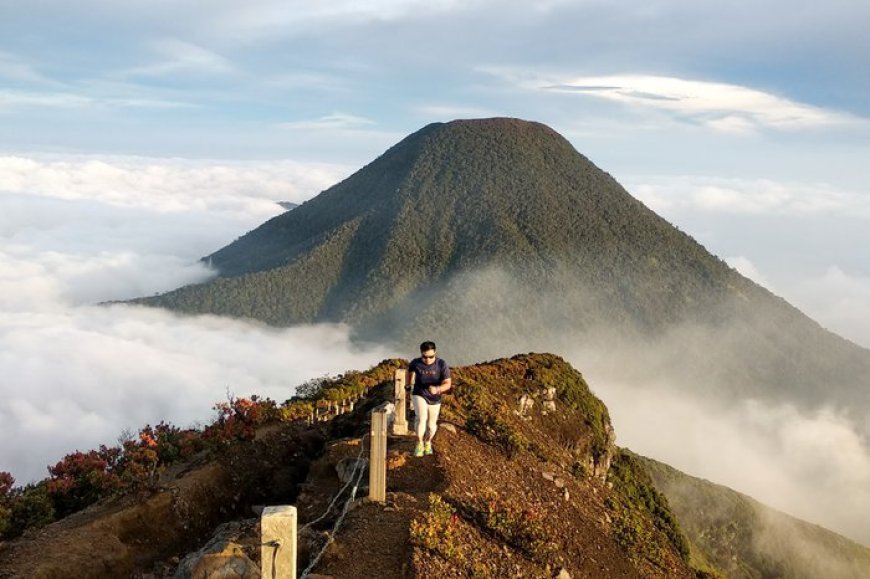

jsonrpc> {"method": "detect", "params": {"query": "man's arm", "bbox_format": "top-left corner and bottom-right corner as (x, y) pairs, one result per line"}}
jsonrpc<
(437, 376), (452, 394)
(432, 360), (451, 394)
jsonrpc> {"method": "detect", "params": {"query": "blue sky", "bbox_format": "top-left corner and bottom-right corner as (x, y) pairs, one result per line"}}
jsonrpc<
(2, 1), (869, 168)
(2, 0), (870, 542)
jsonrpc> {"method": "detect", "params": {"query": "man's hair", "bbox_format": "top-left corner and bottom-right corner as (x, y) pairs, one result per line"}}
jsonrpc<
(420, 341), (437, 352)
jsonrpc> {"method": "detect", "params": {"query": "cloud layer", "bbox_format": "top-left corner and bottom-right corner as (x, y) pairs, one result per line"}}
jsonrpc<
(589, 372), (870, 545)
(0, 154), (397, 483)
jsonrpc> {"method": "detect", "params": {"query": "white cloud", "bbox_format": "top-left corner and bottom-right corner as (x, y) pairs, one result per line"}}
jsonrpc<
(0, 154), (393, 483)
(787, 266), (870, 349)
(413, 103), (499, 119)
(624, 175), (870, 349)
(279, 112), (377, 131)
(0, 51), (52, 84)
(0, 154), (349, 214)
(123, 39), (235, 77)
(0, 89), (196, 111)
(487, 69), (863, 133)
(0, 305), (392, 483)
(627, 175), (870, 217)
(588, 373), (870, 545)
(0, 90), (94, 110)
(207, 0), (481, 41)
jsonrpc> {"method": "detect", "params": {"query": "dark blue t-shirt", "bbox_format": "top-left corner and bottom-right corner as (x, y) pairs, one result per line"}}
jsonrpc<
(409, 357), (450, 405)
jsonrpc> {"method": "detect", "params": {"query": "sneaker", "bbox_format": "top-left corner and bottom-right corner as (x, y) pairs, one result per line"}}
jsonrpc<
(414, 442), (424, 457)
(424, 441), (433, 455)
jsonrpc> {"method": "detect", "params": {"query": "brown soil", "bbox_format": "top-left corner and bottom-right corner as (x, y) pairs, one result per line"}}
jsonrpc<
(297, 419), (693, 578)
(298, 435), (445, 578)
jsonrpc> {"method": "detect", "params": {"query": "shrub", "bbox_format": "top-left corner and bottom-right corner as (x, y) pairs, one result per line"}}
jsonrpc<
(203, 395), (275, 447)
(4, 483), (56, 539)
(47, 447), (122, 518)
(410, 493), (465, 563)
(461, 487), (554, 561)
(0, 471), (13, 498)
(606, 450), (690, 566)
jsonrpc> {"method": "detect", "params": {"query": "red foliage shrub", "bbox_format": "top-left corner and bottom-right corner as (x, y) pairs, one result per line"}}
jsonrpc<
(0, 471), (14, 499)
(47, 446), (122, 518)
(202, 395), (276, 447)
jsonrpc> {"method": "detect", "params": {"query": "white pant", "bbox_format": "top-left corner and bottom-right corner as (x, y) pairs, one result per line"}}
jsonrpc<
(412, 395), (441, 442)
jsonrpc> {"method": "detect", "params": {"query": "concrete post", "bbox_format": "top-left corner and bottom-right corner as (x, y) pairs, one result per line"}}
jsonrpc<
(369, 404), (390, 502)
(392, 369), (408, 436)
(261, 505), (296, 579)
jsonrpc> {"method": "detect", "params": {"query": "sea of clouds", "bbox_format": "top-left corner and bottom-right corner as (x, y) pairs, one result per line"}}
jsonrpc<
(0, 155), (395, 484)
(1, 155), (869, 548)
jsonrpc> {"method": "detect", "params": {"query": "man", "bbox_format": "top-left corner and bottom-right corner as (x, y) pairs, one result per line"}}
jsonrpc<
(408, 341), (451, 457)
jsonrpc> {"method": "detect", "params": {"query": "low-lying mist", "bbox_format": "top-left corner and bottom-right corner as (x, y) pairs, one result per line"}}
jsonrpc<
(0, 304), (391, 483)
(412, 265), (870, 546)
(588, 372), (870, 546)
(0, 156), (393, 484)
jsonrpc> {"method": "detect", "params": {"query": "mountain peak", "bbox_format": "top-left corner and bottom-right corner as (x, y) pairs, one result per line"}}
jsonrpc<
(140, 116), (719, 333)
(135, 119), (870, 419)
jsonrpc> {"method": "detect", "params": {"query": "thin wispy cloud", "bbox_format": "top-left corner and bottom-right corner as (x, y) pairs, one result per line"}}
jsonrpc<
(0, 89), (195, 111)
(486, 68), (861, 133)
(0, 51), (52, 84)
(413, 104), (498, 119)
(123, 39), (235, 78)
(549, 75), (856, 131)
(207, 0), (478, 41)
(279, 112), (377, 131)
(0, 90), (94, 110)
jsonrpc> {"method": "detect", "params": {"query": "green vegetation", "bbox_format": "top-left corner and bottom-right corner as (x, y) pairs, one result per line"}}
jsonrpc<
(454, 487), (554, 562)
(446, 353), (611, 464)
(605, 450), (693, 573)
(410, 493), (466, 564)
(639, 455), (870, 579)
(139, 118), (745, 337)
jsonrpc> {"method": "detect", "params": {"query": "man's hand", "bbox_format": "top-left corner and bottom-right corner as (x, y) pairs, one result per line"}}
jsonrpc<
(428, 385), (440, 395)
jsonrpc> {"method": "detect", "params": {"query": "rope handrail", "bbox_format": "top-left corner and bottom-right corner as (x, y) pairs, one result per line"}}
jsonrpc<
(299, 432), (369, 533)
(299, 441), (369, 578)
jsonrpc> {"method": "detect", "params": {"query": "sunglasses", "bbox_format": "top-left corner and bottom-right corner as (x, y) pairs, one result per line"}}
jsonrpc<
(421, 354), (436, 360)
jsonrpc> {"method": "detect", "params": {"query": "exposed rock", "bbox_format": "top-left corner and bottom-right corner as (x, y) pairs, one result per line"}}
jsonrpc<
(173, 521), (258, 579)
(387, 452), (408, 470)
(516, 393), (535, 419)
(440, 423), (457, 434)
(592, 424), (617, 480)
(542, 386), (557, 414)
(335, 457), (368, 484)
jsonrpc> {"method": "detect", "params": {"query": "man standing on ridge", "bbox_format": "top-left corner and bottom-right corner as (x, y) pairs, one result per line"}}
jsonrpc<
(408, 341), (451, 457)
